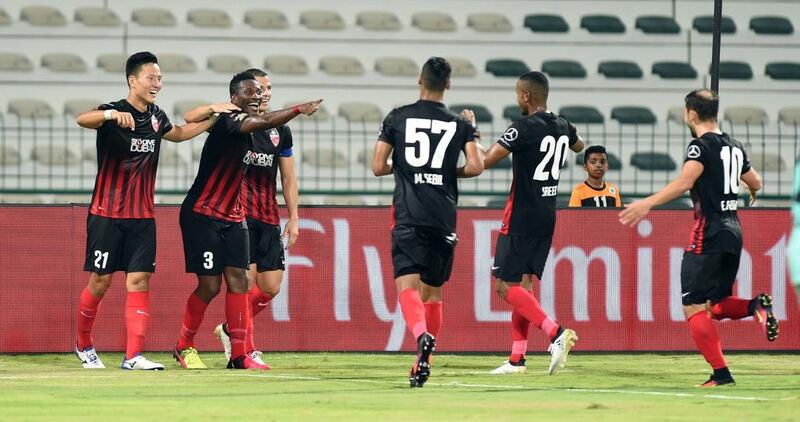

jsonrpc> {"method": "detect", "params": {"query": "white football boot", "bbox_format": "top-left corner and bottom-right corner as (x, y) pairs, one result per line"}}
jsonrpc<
(547, 329), (578, 375)
(214, 323), (232, 361)
(490, 359), (527, 375)
(121, 354), (165, 370)
(75, 345), (105, 369)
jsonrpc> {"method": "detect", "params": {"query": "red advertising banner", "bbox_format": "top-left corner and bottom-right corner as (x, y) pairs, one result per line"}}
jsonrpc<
(0, 206), (796, 353)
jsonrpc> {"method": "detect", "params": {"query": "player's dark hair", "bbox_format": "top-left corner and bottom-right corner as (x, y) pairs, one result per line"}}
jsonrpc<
(583, 145), (607, 164)
(420, 57), (451, 92)
(244, 68), (269, 78)
(684, 89), (719, 121)
(229, 71), (257, 96)
(518, 71), (549, 103)
(125, 52), (158, 84)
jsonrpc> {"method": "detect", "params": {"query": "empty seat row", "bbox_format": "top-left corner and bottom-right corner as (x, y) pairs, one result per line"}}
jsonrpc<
(3, 7), (796, 35)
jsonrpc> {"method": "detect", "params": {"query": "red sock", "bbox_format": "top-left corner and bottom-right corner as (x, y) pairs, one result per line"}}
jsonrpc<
(509, 309), (530, 362)
(177, 293), (209, 351)
(77, 288), (102, 350)
(245, 285), (274, 352)
(399, 288), (427, 339)
(424, 301), (443, 338)
(504, 286), (559, 339)
(226, 292), (250, 360)
(710, 297), (751, 320)
(125, 291), (149, 359)
(688, 310), (727, 369)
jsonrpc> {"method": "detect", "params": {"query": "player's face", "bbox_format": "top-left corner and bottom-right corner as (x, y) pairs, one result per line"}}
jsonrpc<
(129, 63), (162, 105)
(515, 80), (529, 115)
(231, 80), (263, 116)
(254, 75), (272, 113)
(584, 153), (608, 179)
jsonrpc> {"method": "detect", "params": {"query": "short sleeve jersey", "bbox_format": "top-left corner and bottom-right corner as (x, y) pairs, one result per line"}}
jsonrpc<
(497, 111), (578, 237)
(568, 181), (621, 207)
(241, 125), (293, 225)
(683, 132), (751, 254)
(378, 100), (477, 233)
(90, 100), (173, 219)
(183, 112), (255, 222)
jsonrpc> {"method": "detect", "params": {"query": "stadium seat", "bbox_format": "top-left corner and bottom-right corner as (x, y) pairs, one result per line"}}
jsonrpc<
(64, 99), (101, 116)
(667, 106), (685, 123)
(446, 57), (477, 77)
(207, 54), (251, 73)
(32, 145), (80, 166)
(8, 99), (54, 118)
(523, 14), (569, 33)
(245, 9), (289, 29)
(630, 152), (676, 171)
(264, 55), (309, 75)
(542, 60), (586, 78)
(580, 14), (626, 33)
(0, 9), (10, 25)
(486, 59), (530, 77)
(0, 53), (34, 72)
(131, 8), (176, 27)
(412, 12), (457, 32)
(749, 151), (784, 171)
(20, 6), (66, 26)
(652, 61), (697, 79)
(301, 148), (349, 167)
(41, 53), (87, 72)
(300, 10), (345, 30)
(635, 15), (681, 34)
(74, 7), (121, 27)
(693, 15), (736, 34)
(779, 107), (800, 125)
(598, 60), (643, 78)
(320, 56), (364, 76)
(467, 13), (512, 32)
(717, 61), (753, 80)
(449, 104), (493, 123)
(284, 100), (330, 120)
(765, 62), (800, 80)
(187, 9), (232, 28)
(159, 147), (186, 168)
(338, 102), (382, 122)
(611, 106), (656, 124)
(487, 197), (508, 207)
(173, 100), (210, 121)
(83, 145), (95, 162)
(0, 194), (45, 204)
(375, 57), (418, 76)
(750, 16), (793, 35)
(0, 145), (21, 166)
(97, 54), (127, 73)
(356, 11), (401, 31)
(503, 105), (523, 121)
(559, 106), (604, 124)
(157, 54), (196, 73)
(724, 106), (768, 125)
(574, 151), (622, 170)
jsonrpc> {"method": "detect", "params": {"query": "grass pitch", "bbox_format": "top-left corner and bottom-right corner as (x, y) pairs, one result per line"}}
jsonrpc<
(0, 352), (798, 421)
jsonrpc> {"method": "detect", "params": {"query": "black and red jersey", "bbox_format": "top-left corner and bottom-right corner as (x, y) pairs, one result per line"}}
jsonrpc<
(378, 100), (477, 233)
(241, 126), (293, 225)
(684, 132), (750, 254)
(497, 111), (578, 237)
(89, 100), (173, 219)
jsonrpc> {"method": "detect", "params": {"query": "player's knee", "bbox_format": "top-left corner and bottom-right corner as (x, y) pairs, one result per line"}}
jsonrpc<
(89, 273), (113, 294)
(682, 304), (706, 319)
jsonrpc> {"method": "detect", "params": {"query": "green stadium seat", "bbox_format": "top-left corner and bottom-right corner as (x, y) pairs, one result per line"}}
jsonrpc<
(542, 60), (586, 78)
(356, 11), (401, 31)
(486, 59), (530, 77)
(131, 8), (176, 27)
(42, 53), (87, 72)
(652, 61), (697, 79)
(449, 104), (493, 123)
(0, 53), (33, 72)
(20, 6), (66, 26)
(8, 99), (54, 118)
(412, 12), (457, 32)
(693, 15), (736, 34)
(375, 57), (418, 76)
(245, 9), (289, 30)
(667, 106), (685, 124)
(724, 106), (768, 125)
(446, 57), (477, 77)
(630, 152), (676, 171)
(503, 105), (523, 121)
(635, 15), (681, 34)
(765, 62), (800, 80)
(320, 56), (364, 76)
(75, 7), (121, 27)
(598, 60), (643, 78)
(580, 14), (625, 33)
(717, 61), (753, 80)
(611, 106), (656, 124)
(559, 106), (604, 124)
(0, 9), (10, 25)
(187, 9), (232, 28)
(300, 10), (345, 30)
(208, 54), (251, 73)
(338, 102), (382, 122)
(575, 151), (622, 170)
(750, 16), (793, 35)
(264, 55), (309, 75)
(467, 13), (512, 33)
(524, 14), (569, 33)
(487, 197), (508, 207)
(779, 107), (800, 125)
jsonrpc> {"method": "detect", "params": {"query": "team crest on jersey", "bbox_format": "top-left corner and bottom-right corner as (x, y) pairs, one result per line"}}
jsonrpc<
(502, 128), (518, 142)
(609, 187), (616, 195)
(269, 129), (280, 147)
(150, 115), (159, 132)
(687, 145), (701, 159)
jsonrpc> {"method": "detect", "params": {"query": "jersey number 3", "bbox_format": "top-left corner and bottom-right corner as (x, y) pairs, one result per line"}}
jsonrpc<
(533, 135), (570, 181)
(404, 118), (457, 169)
(720, 146), (743, 194)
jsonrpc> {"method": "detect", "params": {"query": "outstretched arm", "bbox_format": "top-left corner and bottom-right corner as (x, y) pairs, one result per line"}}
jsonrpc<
(76, 109), (134, 130)
(483, 143), (510, 170)
(240, 99), (323, 134)
(619, 160), (703, 226)
(163, 118), (217, 142)
(183, 102), (240, 123)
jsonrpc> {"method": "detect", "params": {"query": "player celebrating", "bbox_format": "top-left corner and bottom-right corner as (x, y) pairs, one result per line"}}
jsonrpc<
(620, 89), (779, 387)
(73, 52), (217, 370)
(568, 145), (621, 207)
(173, 71), (320, 370)
(480, 71), (584, 376)
(373, 57), (484, 387)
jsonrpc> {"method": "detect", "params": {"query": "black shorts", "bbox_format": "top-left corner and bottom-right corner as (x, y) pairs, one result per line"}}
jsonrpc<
(392, 225), (457, 287)
(248, 218), (285, 272)
(84, 214), (156, 275)
(492, 233), (552, 282)
(180, 207), (249, 276)
(680, 251), (741, 306)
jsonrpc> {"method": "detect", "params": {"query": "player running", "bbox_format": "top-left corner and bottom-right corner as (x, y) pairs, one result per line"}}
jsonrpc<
(479, 71), (584, 376)
(373, 57), (484, 387)
(73, 52), (217, 370)
(568, 145), (622, 207)
(620, 89), (779, 387)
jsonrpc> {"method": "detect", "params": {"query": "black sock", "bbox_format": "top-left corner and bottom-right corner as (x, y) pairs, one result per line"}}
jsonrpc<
(713, 367), (732, 380)
(550, 326), (565, 343)
(747, 298), (758, 316)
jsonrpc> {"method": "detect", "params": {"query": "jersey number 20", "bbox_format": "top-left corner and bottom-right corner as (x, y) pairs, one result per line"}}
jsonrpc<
(720, 146), (743, 194)
(404, 118), (457, 169)
(533, 135), (570, 181)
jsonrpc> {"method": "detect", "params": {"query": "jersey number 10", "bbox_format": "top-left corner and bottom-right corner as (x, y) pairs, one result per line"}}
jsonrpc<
(534, 135), (570, 181)
(404, 118), (457, 169)
(720, 145), (744, 195)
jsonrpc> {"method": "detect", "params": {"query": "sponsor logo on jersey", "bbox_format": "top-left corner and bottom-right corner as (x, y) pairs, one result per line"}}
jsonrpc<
(269, 129), (280, 147)
(687, 145), (701, 159)
(150, 114), (159, 132)
(130, 138), (156, 153)
(243, 150), (274, 167)
(501, 127), (518, 143)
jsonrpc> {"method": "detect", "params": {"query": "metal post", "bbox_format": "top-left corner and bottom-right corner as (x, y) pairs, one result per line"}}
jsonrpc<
(710, 0), (723, 93)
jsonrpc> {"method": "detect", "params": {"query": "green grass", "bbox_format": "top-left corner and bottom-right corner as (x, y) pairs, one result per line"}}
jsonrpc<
(0, 352), (798, 421)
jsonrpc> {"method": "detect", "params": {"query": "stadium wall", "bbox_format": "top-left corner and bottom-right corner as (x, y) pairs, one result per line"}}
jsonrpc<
(0, 205), (796, 353)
